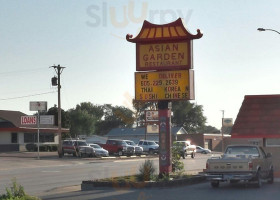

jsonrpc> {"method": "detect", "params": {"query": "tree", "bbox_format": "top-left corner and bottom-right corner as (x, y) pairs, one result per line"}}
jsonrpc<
(198, 125), (220, 133)
(68, 108), (97, 137)
(46, 105), (69, 128)
(67, 102), (102, 137)
(95, 104), (135, 135)
(76, 102), (103, 120)
(172, 101), (207, 133)
(132, 99), (157, 127)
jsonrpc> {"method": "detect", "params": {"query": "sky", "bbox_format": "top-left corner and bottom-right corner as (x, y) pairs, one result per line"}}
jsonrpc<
(0, 0), (279, 129)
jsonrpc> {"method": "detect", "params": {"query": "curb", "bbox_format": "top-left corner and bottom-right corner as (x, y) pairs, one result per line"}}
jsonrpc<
(81, 175), (206, 191)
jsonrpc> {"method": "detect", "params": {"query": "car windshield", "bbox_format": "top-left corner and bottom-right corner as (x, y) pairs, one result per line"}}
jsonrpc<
(78, 141), (88, 146)
(91, 144), (101, 149)
(126, 141), (136, 146)
(120, 141), (128, 146)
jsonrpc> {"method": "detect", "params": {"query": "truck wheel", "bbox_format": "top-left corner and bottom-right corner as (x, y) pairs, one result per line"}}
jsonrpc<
(268, 168), (274, 184)
(191, 152), (195, 159)
(211, 181), (219, 188)
(117, 150), (123, 156)
(255, 171), (262, 188)
(149, 149), (154, 155)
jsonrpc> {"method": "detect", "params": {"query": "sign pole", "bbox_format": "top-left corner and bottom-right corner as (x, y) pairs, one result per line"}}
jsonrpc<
(158, 101), (172, 176)
(37, 111), (40, 160)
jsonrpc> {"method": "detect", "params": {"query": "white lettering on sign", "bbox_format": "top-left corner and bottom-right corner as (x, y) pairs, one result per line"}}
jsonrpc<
(21, 116), (37, 125)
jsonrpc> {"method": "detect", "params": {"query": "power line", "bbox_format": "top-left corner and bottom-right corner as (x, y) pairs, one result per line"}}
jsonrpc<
(0, 67), (47, 76)
(0, 91), (57, 101)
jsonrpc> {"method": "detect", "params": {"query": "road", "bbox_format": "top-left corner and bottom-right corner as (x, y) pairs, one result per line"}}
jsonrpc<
(0, 152), (212, 197)
(2, 152), (279, 200)
(42, 181), (280, 200)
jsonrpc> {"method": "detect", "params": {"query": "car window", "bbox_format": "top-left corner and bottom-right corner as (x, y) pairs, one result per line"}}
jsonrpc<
(225, 146), (260, 156)
(138, 141), (143, 145)
(148, 141), (156, 145)
(78, 141), (87, 146)
(143, 142), (147, 145)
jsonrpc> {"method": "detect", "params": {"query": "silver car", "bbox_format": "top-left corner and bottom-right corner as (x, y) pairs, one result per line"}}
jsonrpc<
(196, 146), (211, 154)
(88, 143), (109, 157)
(138, 140), (159, 155)
(124, 140), (143, 156)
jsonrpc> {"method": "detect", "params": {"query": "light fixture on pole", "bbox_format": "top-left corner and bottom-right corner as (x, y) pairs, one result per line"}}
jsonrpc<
(50, 64), (65, 158)
(257, 28), (280, 35)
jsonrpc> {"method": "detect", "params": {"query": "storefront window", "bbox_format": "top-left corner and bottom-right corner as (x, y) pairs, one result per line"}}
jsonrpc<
(11, 133), (18, 143)
(265, 138), (280, 147)
(24, 133), (54, 143)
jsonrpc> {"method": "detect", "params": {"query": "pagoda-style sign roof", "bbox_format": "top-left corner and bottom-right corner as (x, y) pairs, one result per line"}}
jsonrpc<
(231, 95), (280, 138)
(126, 18), (203, 43)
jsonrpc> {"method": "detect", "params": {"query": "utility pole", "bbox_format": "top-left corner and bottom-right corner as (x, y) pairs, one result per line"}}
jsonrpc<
(51, 64), (65, 158)
(221, 110), (224, 153)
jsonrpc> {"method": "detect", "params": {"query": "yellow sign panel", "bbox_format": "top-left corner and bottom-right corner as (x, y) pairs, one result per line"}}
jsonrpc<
(137, 42), (190, 71)
(135, 70), (194, 101)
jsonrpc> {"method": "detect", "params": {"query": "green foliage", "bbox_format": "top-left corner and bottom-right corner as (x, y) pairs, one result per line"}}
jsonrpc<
(0, 179), (41, 200)
(198, 125), (220, 133)
(172, 143), (185, 174)
(68, 108), (97, 137)
(172, 101), (207, 133)
(132, 100), (157, 127)
(137, 160), (156, 181)
(25, 144), (57, 152)
(46, 106), (69, 128)
(95, 104), (135, 135)
(25, 144), (36, 152)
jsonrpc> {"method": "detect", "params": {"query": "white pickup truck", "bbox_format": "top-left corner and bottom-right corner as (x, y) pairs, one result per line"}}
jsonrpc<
(205, 145), (273, 188)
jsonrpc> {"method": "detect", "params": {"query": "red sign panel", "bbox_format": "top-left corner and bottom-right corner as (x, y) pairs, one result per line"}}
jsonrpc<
(21, 116), (37, 125)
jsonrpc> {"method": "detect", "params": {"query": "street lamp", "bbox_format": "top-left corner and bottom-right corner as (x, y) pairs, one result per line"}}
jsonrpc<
(257, 28), (280, 35)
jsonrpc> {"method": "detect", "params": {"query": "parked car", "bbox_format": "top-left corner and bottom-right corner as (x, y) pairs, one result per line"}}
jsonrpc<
(88, 143), (109, 157)
(174, 141), (196, 159)
(123, 140), (143, 156)
(205, 145), (273, 188)
(62, 139), (90, 157)
(138, 140), (159, 155)
(99, 139), (135, 156)
(196, 146), (211, 154)
(79, 145), (95, 157)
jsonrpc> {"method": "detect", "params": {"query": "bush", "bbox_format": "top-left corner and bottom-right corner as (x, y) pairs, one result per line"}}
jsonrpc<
(172, 143), (185, 174)
(137, 160), (156, 181)
(25, 144), (37, 152)
(0, 179), (41, 200)
(25, 144), (58, 152)
(39, 146), (47, 152)
(51, 145), (58, 151)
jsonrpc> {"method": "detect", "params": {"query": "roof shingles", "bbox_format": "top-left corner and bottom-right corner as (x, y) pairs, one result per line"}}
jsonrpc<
(231, 95), (280, 138)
